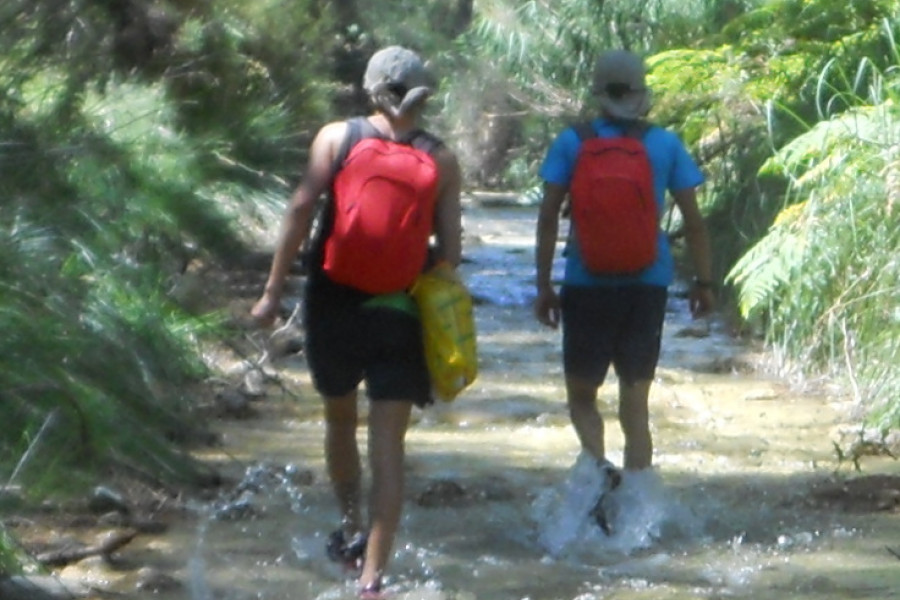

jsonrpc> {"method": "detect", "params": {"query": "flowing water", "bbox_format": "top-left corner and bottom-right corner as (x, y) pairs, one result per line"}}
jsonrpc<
(79, 203), (899, 599)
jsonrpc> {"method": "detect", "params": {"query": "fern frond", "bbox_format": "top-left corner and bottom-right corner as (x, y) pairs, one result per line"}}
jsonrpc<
(728, 206), (809, 319)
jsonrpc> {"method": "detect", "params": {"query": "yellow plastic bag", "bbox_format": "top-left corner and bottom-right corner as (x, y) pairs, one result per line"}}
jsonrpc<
(410, 262), (478, 401)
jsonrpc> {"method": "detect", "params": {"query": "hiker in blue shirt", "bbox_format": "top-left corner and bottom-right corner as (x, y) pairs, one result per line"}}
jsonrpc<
(534, 49), (714, 514)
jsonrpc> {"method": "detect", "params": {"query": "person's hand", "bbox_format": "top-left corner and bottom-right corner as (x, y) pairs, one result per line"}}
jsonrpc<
(250, 293), (281, 328)
(689, 285), (715, 319)
(534, 286), (561, 329)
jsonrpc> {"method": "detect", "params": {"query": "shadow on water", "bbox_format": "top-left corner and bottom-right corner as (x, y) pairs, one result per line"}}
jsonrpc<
(75, 202), (898, 600)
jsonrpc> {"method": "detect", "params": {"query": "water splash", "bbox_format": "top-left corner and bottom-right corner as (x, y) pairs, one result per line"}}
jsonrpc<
(187, 509), (214, 600)
(534, 452), (612, 555)
(533, 454), (706, 561)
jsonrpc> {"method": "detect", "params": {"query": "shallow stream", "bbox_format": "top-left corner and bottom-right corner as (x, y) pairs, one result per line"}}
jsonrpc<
(75, 203), (899, 600)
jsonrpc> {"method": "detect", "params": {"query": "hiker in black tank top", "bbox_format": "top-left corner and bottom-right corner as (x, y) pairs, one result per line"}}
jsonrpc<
(250, 46), (462, 598)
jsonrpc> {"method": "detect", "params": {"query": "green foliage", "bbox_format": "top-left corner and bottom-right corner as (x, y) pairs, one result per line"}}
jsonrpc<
(0, 525), (31, 577)
(729, 98), (900, 429)
(727, 201), (809, 318)
(719, 0), (897, 139)
(163, 3), (334, 179)
(466, 0), (763, 115)
(0, 1), (273, 501)
(0, 217), (218, 493)
(647, 48), (737, 143)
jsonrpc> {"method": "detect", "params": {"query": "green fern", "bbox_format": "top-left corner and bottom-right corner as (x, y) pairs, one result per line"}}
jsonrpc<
(728, 200), (809, 318)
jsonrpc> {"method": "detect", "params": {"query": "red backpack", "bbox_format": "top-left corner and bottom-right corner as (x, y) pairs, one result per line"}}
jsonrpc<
(321, 118), (441, 294)
(569, 121), (658, 274)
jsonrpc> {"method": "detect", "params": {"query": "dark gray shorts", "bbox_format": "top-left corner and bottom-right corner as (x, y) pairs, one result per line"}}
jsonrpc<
(303, 275), (432, 407)
(561, 284), (667, 385)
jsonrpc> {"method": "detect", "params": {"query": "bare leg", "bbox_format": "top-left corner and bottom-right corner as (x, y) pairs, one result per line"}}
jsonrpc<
(359, 399), (412, 590)
(324, 391), (364, 535)
(618, 379), (653, 470)
(565, 376), (606, 460)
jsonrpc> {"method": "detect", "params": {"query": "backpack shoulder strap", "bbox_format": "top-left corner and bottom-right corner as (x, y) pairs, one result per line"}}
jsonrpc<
(575, 119), (653, 142)
(399, 129), (444, 156)
(335, 119), (442, 164)
(311, 118), (383, 277)
(572, 121), (596, 142)
(623, 119), (652, 140)
(332, 117), (382, 173)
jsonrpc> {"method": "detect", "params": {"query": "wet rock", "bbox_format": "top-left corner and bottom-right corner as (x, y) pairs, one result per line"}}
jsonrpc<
(215, 388), (255, 418)
(417, 479), (468, 507)
(88, 486), (130, 515)
(674, 324), (710, 338)
(2, 515), (33, 528)
(95, 508), (167, 534)
(243, 368), (268, 397)
(36, 529), (139, 567)
(284, 463), (315, 487)
(696, 355), (754, 374)
(213, 495), (259, 521)
(130, 518), (169, 535)
(416, 475), (515, 508)
(97, 510), (129, 527)
(809, 474), (900, 512)
(135, 566), (181, 593)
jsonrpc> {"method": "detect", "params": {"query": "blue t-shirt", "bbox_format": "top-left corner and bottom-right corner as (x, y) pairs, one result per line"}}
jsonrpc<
(539, 118), (704, 287)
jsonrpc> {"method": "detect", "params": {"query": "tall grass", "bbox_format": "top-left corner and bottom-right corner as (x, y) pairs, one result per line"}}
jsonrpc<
(0, 50), (242, 495)
(0, 526), (24, 577)
(729, 43), (900, 431)
(0, 208), (220, 495)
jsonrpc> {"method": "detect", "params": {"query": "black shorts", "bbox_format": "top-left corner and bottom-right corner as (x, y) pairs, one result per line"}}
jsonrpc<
(561, 284), (667, 386)
(303, 274), (432, 407)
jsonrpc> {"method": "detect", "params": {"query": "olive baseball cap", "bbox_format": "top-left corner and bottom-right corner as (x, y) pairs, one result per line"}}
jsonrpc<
(591, 50), (652, 121)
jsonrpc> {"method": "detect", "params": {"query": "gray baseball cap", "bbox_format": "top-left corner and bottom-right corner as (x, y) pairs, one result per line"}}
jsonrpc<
(363, 46), (434, 118)
(591, 50), (652, 121)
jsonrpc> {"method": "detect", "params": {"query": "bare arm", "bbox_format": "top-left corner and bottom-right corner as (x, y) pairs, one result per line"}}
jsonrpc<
(534, 182), (567, 327)
(671, 187), (715, 317)
(536, 182), (566, 292)
(431, 146), (463, 267)
(251, 121), (347, 325)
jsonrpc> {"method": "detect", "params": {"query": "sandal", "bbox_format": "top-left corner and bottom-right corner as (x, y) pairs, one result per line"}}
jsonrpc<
(326, 529), (368, 568)
(358, 579), (383, 599)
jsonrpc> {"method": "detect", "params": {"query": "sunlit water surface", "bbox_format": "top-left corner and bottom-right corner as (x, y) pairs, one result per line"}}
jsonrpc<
(87, 204), (898, 600)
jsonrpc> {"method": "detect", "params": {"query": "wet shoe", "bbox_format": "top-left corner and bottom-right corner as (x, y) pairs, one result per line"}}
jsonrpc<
(589, 460), (622, 535)
(326, 529), (368, 569)
(358, 579), (383, 599)
(537, 452), (625, 554)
